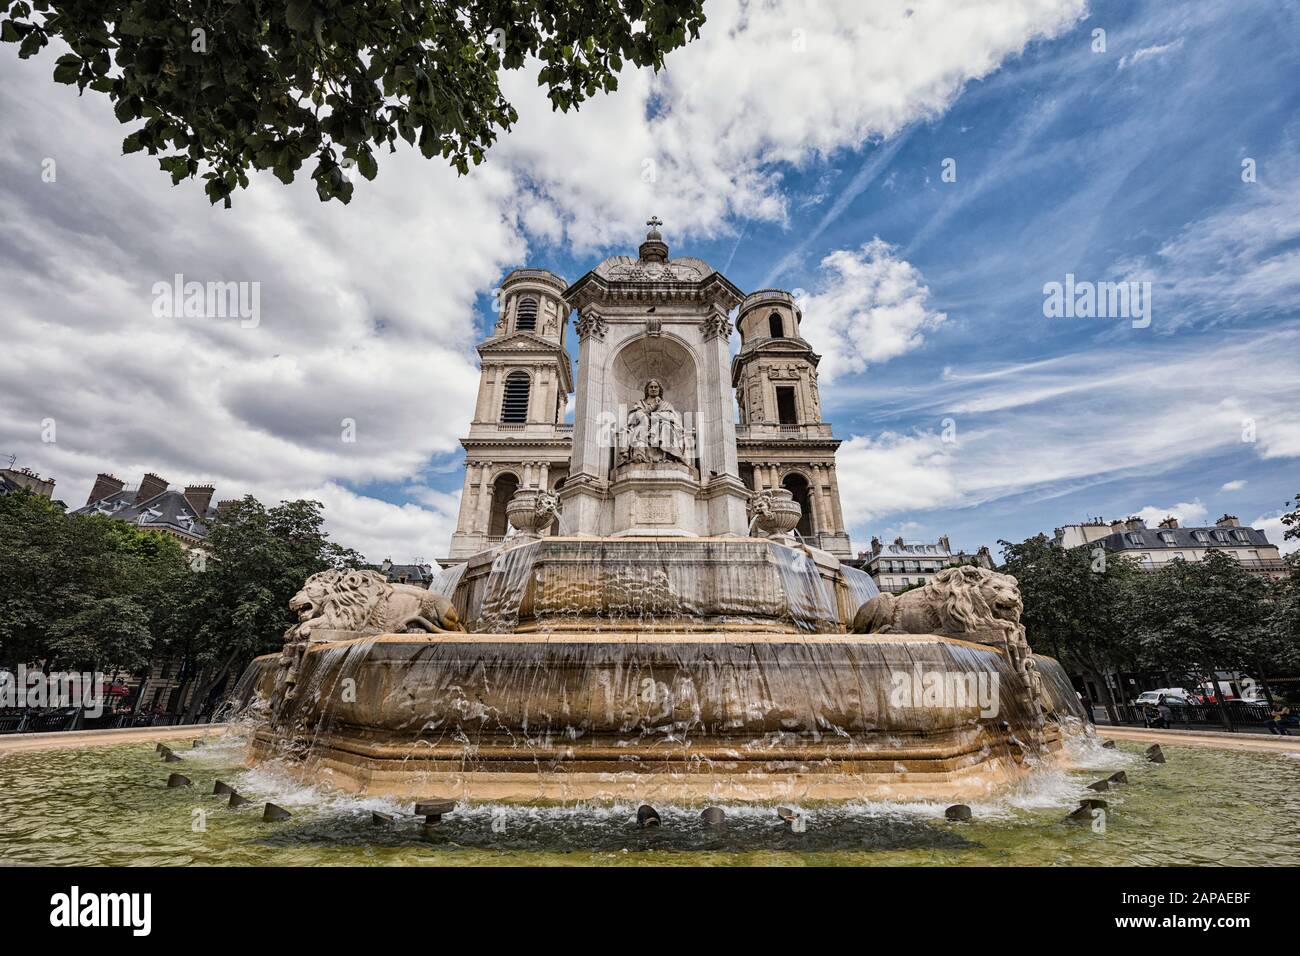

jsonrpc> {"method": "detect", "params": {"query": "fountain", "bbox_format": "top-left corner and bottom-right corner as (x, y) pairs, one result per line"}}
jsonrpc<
(229, 225), (1089, 803)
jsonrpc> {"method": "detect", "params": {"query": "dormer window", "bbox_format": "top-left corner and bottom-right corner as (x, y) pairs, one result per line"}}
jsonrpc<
(1192, 531), (1209, 543)
(1126, 532), (1143, 546)
(1159, 531), (1175, 545)
(516, 297), (538, 331)
(1232, 530), (1249, 543)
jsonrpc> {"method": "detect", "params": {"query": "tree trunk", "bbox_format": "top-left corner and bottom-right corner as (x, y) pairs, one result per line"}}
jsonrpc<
(183, 649), (241, 723)
(1088, 669), (1120, 724)
(1210, 666), (1234, 731)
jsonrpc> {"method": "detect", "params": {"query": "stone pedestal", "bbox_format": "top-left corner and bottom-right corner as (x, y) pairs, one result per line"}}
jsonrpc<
(609, 461), (700, 536)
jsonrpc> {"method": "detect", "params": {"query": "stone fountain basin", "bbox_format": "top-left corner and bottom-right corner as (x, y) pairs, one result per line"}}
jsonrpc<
(246, 632), (1084, 802)
(453, 535), (877, 634)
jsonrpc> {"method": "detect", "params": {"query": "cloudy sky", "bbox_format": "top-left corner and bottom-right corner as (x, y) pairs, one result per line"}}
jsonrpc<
(3, 0), (1298, 562)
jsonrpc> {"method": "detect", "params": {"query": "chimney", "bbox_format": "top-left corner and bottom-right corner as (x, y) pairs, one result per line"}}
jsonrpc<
(87, 472), (126, 506)
(870, 536), (882, 554)
(1109, 519), (1126, 534)
(1158, 516), (1179, 530)
(938, 535), (951, 553)
(183, 484), (215, 517)
(380, 557), (393, 574)
(214, 499), (239, 522)
(135, 473), (168, 504)
(893, 536), (905, 547)
(1125, 516), (1146, 531)
(1216, 514), (1240, 528)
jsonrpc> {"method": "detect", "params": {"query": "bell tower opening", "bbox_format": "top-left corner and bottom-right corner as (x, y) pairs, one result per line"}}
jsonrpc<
(776, 386), (798, 424)
(488, 473), (520, 538)
(782, 472), (815, 539)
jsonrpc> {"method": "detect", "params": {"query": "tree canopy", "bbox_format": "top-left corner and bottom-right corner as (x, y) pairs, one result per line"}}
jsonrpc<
(1000, 517), (1300, 722)
(0, 488), (364, 716)
(2, 0), (708, 204)
(999, 533), (1143, 721)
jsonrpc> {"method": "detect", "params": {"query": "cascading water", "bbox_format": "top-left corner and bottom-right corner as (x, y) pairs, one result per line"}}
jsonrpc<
(230, 534), (1090, 802)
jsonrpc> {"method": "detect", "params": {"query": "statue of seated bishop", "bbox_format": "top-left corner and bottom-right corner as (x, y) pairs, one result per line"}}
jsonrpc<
(621, 379), (686, 466)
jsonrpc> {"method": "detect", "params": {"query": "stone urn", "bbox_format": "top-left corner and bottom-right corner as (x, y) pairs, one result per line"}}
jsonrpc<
(747, 489), (802, 538)
(506, 489), (559, 539)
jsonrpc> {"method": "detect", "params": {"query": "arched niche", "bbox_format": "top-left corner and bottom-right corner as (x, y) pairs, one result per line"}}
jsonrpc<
(610, 333), (699, 423)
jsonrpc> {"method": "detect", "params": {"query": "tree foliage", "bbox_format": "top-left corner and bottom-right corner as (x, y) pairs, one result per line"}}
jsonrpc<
(999, 533), (1142, 720)
(0, 489), (364, 715)
(2, 0), (708, 204)
(1001, 517), (1300, 720)
(0, 489), (191, 673)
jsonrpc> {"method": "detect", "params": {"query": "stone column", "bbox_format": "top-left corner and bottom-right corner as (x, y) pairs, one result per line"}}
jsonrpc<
(476, 465), (494, 530)
(474, 370), (494, 423)
(827, 464), (846, 532)
(455, 463), (479, 533)
(538, 461), (550, 491)
(808, 463), (826, 534)
(559, 308), (612, 535)
(529, 367), (549, 425)
(491, 371), (506, 424)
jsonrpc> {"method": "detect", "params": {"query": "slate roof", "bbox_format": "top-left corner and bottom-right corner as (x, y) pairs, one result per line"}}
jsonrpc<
(72, 488), (212, 540)
(384, 563), (434, 586)
(1096, 525), (1270, 551)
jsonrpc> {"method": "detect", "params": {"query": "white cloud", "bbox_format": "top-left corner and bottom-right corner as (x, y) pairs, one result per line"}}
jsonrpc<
(836, 431), (960, 524)
(1131, 500), (1209, 528)
(1221, 479), (1247, 492)
(493, 0), (1087, 248)
(800, 238), (948, 380)
(1250, 513), (1300, 556)
(1117, 156), (1300, 331)
(1118, 38), (1184, 70)
(831, 327), (1300, 538)
(0, 0), (1089, 562)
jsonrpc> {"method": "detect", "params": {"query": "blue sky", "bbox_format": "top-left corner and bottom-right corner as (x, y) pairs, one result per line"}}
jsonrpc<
(448, 0), (1300, 555)
(2, 0), (1298, 561)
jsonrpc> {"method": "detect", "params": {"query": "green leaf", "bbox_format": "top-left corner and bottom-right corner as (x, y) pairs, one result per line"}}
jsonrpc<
(356, 148), (377, 180)
(285, 0), (314, 32)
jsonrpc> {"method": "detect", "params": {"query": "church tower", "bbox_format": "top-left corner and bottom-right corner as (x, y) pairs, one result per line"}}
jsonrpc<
(732, 289), (852, 556)
(446, 222), (853, 563)
(448, 268), (574, 559)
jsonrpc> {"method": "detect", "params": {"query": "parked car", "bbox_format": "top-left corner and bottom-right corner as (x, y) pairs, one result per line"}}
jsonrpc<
(1132, 688), (1195, 707)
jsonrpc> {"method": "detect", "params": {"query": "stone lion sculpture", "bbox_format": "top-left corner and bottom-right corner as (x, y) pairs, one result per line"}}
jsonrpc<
(286, 569), (463, 641)
(852, 565), (1027, 653)
(272, 569), (464, 713)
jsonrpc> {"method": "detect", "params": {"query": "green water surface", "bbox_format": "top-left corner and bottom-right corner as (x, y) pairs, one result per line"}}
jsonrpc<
(0, 735), (1295, 866)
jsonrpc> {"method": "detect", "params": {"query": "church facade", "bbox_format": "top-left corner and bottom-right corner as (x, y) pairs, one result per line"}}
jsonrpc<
(446, 221), (853, 561)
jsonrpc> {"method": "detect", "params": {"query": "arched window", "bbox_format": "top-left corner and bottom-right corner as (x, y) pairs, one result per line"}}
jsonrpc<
(501, 371), (530, 423)
(782, 473), (815, 539)
(516, 297), (539, 331)
(768, 311), (785, 338)
(488, 473), (519, 538)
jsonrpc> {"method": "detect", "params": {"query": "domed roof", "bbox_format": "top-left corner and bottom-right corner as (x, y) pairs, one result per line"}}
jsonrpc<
(588, 217), (717, 282)
(592, 254), (716, 283)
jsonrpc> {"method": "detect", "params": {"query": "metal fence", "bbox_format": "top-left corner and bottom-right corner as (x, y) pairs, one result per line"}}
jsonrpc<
(1094, 700), (1291, 731)
(0, 709), (82, 734)
(0, 709), (201, 734)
